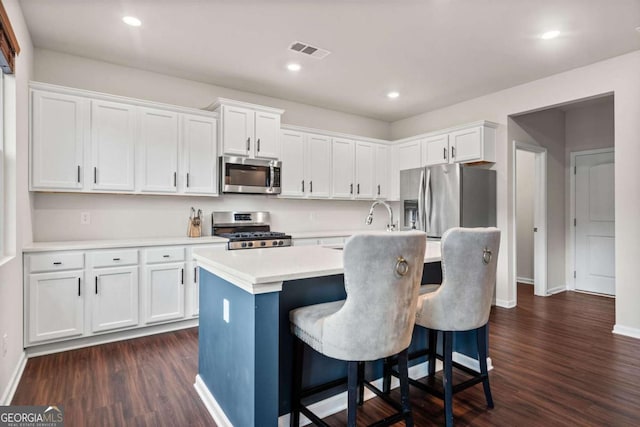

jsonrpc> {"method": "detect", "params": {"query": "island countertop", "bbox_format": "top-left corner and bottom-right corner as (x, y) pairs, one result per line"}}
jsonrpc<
(193, 239), (441, 294)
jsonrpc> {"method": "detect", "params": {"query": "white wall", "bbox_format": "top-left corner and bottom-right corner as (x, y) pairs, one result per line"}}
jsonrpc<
(34, 49), (390, 140)
(30, 49), (394, 241)
(390, 50), (640, 336)
(565, 97), (615, 153)
(516, 150), (534, 282)
(0, 0), (33, 404)
(511, 109), (567, 291)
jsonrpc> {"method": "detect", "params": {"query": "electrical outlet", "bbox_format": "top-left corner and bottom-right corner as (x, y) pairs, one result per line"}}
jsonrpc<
(80, 212), (91, 225)
(223, 299), (230, 323)
(2, 333), (7, 358)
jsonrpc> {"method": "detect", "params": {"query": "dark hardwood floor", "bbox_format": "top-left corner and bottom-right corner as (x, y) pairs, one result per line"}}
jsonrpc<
(13, 285), (640, 426)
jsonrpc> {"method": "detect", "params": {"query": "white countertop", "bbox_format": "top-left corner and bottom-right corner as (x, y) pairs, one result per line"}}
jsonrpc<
(194, 239), (441, 294)
(23, 236), (229, 252)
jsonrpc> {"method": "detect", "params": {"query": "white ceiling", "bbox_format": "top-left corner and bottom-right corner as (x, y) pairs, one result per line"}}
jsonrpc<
(19, 0), (640, 122)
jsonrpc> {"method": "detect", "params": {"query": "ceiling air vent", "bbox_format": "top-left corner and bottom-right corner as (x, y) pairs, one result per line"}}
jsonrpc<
(289, 41), (331, 59)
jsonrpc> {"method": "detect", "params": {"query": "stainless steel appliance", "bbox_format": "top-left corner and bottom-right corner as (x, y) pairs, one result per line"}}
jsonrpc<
(400, 164), (496, 238)
(212, 211), (292, 250)
(220, 156), (282, 194)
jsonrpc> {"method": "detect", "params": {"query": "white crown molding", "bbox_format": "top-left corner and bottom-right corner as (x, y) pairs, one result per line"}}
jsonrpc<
(281, 123), (392, 145)
(207, 97), (285, 115)
(393, 120), (499, 145)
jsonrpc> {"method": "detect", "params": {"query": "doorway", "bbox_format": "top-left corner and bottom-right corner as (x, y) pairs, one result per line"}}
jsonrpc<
(512, 141), (548, 298)
(570, 148), (615, 295)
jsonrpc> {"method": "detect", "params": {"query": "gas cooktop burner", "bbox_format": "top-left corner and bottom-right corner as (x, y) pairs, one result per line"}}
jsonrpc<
(212, 212), (292, 250)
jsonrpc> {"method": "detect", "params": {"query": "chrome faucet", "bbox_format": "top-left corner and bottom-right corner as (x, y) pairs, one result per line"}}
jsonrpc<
(365, 200), (397, 231)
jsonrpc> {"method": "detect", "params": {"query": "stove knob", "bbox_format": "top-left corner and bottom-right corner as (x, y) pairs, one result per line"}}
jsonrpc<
(260, 241), (266, 247)
(272, 241), (278, 246)
(278, 240), (284, 246)
(248, 242), (254, 248)
(241, 242), (247, 248)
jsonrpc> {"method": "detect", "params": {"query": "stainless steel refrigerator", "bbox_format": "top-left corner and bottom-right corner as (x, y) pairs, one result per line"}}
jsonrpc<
(400, 164), (496, 238)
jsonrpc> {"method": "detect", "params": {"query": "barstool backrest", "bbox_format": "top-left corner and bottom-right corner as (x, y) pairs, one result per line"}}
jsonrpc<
(323, 231), (426, 361)
(416, 227), (501, 332)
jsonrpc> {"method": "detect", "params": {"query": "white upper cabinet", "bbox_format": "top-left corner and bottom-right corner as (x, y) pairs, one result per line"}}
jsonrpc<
(280, 130), (332, 199)
(374, 144), (389, 199)
(31, 90), (87, 190)
(220, 105), (254, 156)
(280, 130), (306, 197)
(181, 114), (218, 195)
(215, 99), (284, 159)
(355, 142), (374, 199)
(397, 139), (422, 171)
(90, 100), (136, 191)
(306, 134), (332, 198)
(421, 124), (497, 166)
(254, 111), (281, 159)
(138, 108), (180, 193)
(331, 138), (355, 199)
(423, 134), (450, 166)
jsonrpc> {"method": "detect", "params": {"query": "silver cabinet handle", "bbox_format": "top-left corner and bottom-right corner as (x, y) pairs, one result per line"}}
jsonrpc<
(451, 146), (456, 158)
(163, 254), (170, 258)
(77, 165), (81, 183)
(181, 268), (184, 285)
(301, 180), (304, 192)
(350, 183), (353, 194)
(173, 172), (177, 187)
(310, 181), (313, 193)
(53, 261), (62, 265)
(257, 138), (261, 152)
(186, 173), (190, 188)
(95, 276), (98, 295)
(194, 267), (197, 283)
(78, 278), (81, 296)
(246, 137), (251, 151)
(443, 147), (447, 160)
(377, 184), (381, 196)
(357, 183), (360, 195)
(94, 167), (97, 184)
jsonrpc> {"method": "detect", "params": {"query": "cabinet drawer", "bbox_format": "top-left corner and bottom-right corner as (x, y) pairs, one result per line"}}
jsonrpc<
(28, 252), (84, 273)
(146, 247), (185, 263)
(92, 249), (138, 268)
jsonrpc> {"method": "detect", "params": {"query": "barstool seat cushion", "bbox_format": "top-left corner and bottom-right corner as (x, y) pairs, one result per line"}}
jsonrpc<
(290, 300), (345, 355)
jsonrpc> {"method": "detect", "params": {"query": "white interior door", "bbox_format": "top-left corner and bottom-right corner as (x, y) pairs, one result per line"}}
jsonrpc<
(575, 150), (615, 295)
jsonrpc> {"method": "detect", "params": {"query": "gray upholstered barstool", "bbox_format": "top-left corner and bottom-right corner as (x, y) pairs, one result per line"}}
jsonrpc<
(289, 231), (427, 427)
(385, 227), (500, 426)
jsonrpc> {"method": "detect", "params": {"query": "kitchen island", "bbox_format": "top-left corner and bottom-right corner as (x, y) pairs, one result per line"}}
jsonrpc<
(193, 242), (443, 426)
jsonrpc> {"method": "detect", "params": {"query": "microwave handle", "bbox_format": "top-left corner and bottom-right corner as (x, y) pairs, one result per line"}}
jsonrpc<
(269, 165), (275, 190)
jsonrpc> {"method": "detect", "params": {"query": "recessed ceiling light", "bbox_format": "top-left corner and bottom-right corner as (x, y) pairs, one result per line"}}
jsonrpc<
(636, 26), (640, 33)
(122, 16), (142, 27)
(287, 63), (301, 72)
(540, 30), (560, 40)
(387, 91), (400, 99)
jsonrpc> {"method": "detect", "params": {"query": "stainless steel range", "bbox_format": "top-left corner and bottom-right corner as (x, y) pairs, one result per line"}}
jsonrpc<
(212, 211), (292, 250)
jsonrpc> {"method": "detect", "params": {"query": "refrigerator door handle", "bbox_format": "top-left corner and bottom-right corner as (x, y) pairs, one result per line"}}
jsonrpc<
(425, 168), (432, 233)
(418, 169), (426, 231)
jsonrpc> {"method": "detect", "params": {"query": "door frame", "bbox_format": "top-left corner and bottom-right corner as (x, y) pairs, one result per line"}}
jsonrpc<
(568, 147), (615, 291)
(511, 141), (548, 298)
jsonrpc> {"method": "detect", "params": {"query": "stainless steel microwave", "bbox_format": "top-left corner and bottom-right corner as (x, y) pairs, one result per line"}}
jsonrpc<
(220, 156), (282, 194)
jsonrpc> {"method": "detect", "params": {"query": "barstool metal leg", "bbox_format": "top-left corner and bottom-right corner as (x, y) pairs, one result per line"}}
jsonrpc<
(477, 325), (494, 408)
(397, 348), (414, 427)
(290, 337), (304, 427)
(428, 329), (437, 377)
(347, 361), (359, 427)
(357, 361), (365, 405)
(443, 331), (454, 427)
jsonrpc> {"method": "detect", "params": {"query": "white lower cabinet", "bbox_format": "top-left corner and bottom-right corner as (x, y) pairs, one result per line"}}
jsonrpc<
(91, 266), (139, 333)
(28, 270), (85, 343)
(144, 261), (185, 324)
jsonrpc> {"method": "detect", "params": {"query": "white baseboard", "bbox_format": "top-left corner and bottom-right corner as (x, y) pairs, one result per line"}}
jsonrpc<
(194, 375), (233, 427)
(453, 351), (493, 372)
(26, 318), (198, 357)
(495, 298), (516, 308)
(546, 286), (566, 295)
(1, 351), (27, 405)
(613, 325), (640, 339)
(516, 277), (534, 285)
